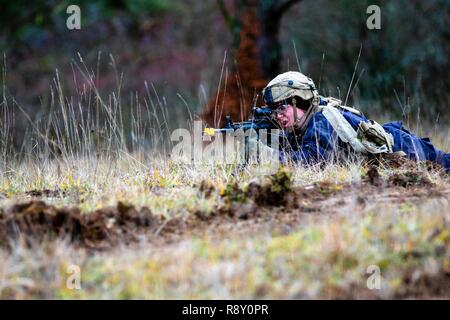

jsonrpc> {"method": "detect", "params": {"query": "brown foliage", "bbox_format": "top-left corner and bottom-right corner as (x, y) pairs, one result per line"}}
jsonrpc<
(201, 4), (268, 127)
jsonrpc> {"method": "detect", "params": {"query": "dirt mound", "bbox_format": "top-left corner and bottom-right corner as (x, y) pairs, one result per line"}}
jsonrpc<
(0, 201), (157, 250)
(395, 270), (450, 299)
(364, 163), (436, 188)
(388, 171), (433, 188)
(221, 168), (295, 208)
(367, 153), (417, 170)
(324, 269), (450, 299)
(212, 172), (346, 221)
(246, 169), (294, 207)
(1, 170), (300, 249)
(367, 153), (447, 173)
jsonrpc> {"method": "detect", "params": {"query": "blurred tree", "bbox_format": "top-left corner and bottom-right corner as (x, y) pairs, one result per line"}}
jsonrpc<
(0, 0), (172, 53)
(202, 0), (301, 126)
(280, 0), (450, 119)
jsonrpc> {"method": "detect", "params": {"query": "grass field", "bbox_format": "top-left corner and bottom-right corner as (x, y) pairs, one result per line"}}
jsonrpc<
(1, 63), (449, 299)
(0, 153), (449, 299)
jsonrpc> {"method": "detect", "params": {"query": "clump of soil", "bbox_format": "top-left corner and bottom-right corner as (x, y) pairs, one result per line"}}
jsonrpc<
(395, 270), (450, 299)
(388, 171), (433, 188)
(216, 202), (259, 220)
(246, 168), (294, 207)
(197, 180), (215, 198)
(364, 161), (438, 188)
(220, 168), (294, 207)
(216, 169), (349, 218)
(220, 183), (247, 204)
(366, 166), (382, 186)
(367, 153), (417, 170)
(0, 201), (157, 250)
(367, 152), (446, 173)
(205, 169), (296, 221)
(421, 160), (445, 172)
(325, 269), (450, 299)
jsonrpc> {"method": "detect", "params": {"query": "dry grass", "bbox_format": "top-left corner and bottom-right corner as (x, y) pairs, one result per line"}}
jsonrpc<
(1, 60), (449, 299)
(0, 156), (449, 299)
(0, 181), (448, 299)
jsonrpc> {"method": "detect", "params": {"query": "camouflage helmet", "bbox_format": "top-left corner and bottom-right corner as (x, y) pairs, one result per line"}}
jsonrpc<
(262, 71), (318, 106)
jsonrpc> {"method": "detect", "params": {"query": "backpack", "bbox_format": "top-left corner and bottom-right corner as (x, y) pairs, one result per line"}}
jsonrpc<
(315, 97), (394, 155)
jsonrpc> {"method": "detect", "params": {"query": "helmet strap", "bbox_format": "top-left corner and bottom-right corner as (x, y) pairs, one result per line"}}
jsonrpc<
(292, 97), (299, 127)
(297, 93), (318, 137)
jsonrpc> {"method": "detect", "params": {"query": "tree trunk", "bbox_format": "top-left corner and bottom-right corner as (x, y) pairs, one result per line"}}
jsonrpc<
(202, 0), (301, 127)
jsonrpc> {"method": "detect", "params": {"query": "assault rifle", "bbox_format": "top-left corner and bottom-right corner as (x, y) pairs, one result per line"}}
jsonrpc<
(203, 107), (284, 162)
(204, 106), (278, 138)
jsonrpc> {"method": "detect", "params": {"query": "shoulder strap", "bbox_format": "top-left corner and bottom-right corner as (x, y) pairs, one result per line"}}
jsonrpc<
(319, 105), (394, 154)
(319, 105), (368, 153)
(323, 96), (363, 116)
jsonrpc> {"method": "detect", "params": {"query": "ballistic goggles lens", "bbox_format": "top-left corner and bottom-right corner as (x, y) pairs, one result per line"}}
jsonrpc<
(272, 103), (289, 113)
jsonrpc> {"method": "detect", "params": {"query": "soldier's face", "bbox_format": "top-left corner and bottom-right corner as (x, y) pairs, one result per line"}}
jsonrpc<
(275, 105), (305, 128)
